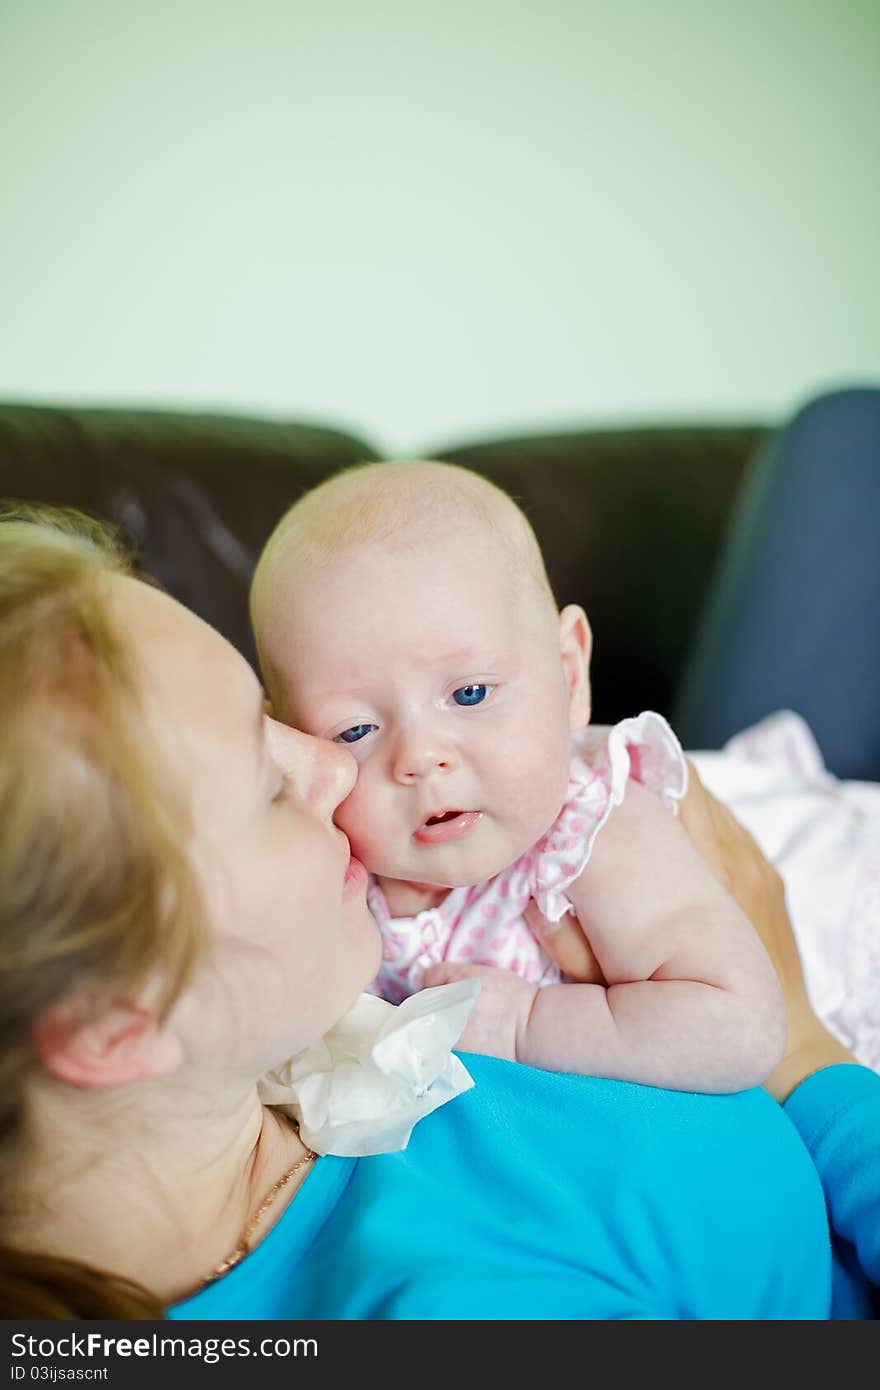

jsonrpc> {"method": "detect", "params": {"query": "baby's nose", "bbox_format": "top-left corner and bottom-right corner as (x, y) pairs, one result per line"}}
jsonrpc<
(391, 731), (453, 783)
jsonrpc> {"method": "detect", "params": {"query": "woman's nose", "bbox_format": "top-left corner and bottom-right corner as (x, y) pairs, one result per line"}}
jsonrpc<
(267, 719), (357, 818)
(390, 727), (454, 784)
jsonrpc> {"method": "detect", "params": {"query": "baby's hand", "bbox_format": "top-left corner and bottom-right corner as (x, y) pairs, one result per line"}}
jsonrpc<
(422, 963), (538, 1062)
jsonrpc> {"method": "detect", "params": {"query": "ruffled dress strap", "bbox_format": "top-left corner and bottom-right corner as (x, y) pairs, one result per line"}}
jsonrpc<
(595, 710), (688, 813)
(531, 712), (688, 929)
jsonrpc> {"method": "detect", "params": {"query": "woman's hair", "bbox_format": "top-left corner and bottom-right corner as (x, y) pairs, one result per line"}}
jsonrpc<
(0, 505), (204, 1317)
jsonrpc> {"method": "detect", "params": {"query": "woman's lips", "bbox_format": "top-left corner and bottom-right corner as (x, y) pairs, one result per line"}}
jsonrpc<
(413, 810), (483, 845)
(344, 855), (368, 896)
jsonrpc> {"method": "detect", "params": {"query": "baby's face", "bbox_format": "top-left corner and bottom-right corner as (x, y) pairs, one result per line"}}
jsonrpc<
(264, 527), (581, 890)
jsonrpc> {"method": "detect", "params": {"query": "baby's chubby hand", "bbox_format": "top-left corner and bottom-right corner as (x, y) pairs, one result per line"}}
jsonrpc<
(422, 963), (538, 1063)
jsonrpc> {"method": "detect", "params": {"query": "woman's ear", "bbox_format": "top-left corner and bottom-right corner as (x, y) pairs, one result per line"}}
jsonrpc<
(32, 990), (183, 1089)
(558, 605), (592, 730)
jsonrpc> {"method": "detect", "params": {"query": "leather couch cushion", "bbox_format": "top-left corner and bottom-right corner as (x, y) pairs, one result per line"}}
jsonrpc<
(0, 403), (763, 722)
(0, 403), (377, 673)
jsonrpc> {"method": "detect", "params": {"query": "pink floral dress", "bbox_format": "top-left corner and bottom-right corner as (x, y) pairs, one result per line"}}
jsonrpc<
(367, 711), (688, 1003)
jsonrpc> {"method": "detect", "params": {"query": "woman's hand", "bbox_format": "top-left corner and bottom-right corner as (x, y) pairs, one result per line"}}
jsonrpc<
(678, 760), (857, 1101)
(524, 900), (606, 984)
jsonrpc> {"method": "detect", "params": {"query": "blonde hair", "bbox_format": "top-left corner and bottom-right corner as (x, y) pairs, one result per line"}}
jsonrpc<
(0, 505), (204, 1317)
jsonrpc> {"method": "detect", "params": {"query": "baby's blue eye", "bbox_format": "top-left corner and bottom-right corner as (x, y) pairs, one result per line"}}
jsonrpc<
(452, 684), (488, 707)
(335, 724), (375, 745)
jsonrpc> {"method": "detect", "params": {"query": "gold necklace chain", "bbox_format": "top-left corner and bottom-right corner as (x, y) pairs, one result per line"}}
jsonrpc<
(204, 1128), (318, 1284)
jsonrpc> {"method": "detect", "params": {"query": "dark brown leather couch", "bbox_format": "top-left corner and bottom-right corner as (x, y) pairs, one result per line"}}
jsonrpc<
(0, 401), (762, 731)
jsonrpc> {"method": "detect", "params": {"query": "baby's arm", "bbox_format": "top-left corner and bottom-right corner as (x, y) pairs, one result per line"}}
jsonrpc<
(431, 780), (787, 1091)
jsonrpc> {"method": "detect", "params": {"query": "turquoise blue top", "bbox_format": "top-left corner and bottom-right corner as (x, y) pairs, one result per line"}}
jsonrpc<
(170, 1056), (878, 1320)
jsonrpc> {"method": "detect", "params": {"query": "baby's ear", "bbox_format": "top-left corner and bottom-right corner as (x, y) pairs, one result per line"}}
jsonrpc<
(558, 605), (591, 729)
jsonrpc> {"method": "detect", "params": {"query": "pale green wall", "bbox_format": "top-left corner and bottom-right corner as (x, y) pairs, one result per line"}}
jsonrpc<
(2, 1), (878, 454)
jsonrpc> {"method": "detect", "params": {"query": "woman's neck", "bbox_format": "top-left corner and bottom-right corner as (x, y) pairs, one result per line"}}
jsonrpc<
(10, 1075), (314, 1305)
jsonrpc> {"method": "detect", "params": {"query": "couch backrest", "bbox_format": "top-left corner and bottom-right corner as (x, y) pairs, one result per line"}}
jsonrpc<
(0, 404), (378, 673)
(0, 403), (762, 723)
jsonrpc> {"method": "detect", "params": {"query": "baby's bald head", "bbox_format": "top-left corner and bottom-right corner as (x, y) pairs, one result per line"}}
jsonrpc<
(249, 460), (593, 892)
(250, 460), (559, 703)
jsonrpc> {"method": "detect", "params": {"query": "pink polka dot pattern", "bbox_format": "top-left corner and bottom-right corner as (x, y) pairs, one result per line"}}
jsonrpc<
(366, 713), (688, 1002)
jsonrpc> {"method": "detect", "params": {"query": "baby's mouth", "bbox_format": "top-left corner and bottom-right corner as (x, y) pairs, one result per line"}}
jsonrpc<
(424, 810), (464, 827)
(413, 809), (483, 845)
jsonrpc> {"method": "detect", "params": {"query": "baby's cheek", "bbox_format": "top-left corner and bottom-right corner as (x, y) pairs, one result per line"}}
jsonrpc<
(502, 740), (571, 834)
(333, 781), (382, 865)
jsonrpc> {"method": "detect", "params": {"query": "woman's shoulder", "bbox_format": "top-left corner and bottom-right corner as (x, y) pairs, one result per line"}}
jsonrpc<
(395, 1057), (833, 1316)
(177, 1057), (835, 1320)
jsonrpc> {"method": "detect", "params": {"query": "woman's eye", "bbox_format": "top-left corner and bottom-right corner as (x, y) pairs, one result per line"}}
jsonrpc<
(335, 724), (376, 745)
(452, 684), (490, 707)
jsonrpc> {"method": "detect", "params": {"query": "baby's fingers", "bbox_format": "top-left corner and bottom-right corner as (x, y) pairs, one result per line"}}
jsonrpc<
(423, 962), (488, 988)
(421, 964), (535, 1061)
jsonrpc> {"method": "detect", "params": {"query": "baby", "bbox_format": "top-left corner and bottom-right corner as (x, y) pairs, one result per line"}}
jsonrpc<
(250, 460), (786, 1091)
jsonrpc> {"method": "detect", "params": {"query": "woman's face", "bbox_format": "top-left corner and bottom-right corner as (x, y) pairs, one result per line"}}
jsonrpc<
(116, 577), (380, 1079)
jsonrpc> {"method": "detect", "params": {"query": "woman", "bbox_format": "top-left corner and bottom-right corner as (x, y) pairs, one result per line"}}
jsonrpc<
(0, 507), (876, 1319)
